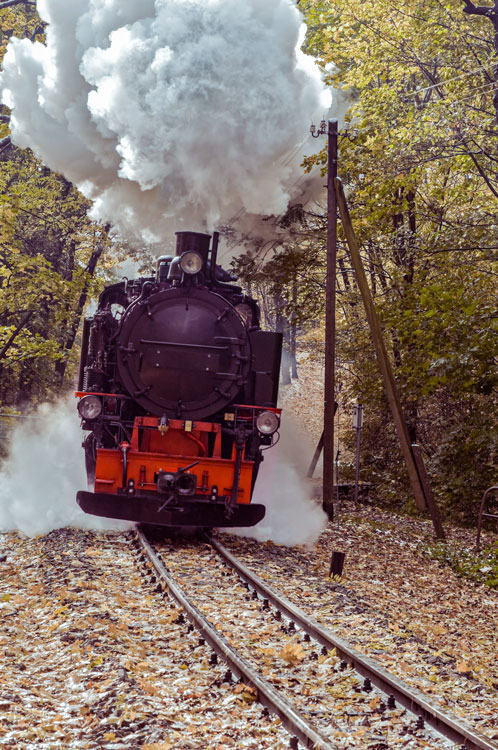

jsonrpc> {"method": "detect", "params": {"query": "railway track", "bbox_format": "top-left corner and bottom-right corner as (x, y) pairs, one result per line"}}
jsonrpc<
(134, 527), (498, 750)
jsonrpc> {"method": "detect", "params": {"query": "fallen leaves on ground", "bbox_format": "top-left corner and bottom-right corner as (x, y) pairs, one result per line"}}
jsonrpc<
(0, 528), (291, 749)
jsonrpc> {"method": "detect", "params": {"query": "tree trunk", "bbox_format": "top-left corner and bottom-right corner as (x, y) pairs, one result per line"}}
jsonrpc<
(54, 239), (106, 389)
(0, 310), (34, 363)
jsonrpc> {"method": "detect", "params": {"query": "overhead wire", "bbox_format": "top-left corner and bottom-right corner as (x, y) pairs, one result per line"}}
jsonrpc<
(402, 62), (495, 99)
(218, 134), (322, 264)
(405, 81), (498, 113)
(220, 73), (498, 266)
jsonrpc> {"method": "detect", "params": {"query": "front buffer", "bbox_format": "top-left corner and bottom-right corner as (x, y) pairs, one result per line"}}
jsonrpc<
(77, 491), (265, 527)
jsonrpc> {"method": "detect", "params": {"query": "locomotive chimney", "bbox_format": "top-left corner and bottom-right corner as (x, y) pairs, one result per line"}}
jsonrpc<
(175, 231), (211, 262)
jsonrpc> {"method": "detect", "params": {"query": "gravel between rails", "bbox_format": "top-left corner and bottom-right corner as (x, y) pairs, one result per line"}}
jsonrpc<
(0, 528), (291, 749)
(154, 535), (460, 750)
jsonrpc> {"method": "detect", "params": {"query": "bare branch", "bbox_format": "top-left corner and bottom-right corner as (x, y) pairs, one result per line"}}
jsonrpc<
(0, 311), (34, 363)
(0, 135), (12, 155)
(462, 1), (496, 18)
(0, 0), (36, 9)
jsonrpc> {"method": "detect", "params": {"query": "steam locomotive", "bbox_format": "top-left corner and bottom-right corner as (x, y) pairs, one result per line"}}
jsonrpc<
(76, 231), (282, 527)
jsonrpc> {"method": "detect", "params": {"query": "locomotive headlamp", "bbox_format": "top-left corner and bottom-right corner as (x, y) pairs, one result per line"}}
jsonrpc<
(78, 395), (102, 420)
(256, 410), (280, 435)
(179, 251), (203, 275)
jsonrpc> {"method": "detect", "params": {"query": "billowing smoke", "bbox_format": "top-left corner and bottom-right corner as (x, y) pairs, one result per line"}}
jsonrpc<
(1, 0), (332, 244)
(231, 414), (327, 546)
(0, 398), (130, 537)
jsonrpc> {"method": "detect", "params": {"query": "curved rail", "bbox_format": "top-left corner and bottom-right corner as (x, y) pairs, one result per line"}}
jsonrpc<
(211, 536), (498, 750)
(134, 529), (336, 750)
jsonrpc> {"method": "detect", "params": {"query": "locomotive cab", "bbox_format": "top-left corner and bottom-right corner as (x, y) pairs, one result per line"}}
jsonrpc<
(76, 231), (282, 528)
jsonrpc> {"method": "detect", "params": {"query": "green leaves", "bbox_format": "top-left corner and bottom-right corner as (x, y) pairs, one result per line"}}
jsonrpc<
(294, 0), (498, 514)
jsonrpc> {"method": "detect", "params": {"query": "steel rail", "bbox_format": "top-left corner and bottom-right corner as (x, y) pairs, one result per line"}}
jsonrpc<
(134, 529), (336, 750)
(211, 536), (498, 750)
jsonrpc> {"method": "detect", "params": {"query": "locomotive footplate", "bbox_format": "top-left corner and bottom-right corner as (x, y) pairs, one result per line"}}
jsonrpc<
(76, 491), (266, 528)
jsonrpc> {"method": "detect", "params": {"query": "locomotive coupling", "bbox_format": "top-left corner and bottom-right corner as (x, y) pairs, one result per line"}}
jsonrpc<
(157, 460), (200, 497)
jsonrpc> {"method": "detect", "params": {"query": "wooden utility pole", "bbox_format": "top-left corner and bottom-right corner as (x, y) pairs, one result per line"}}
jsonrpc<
(335, 178), (445, 540)
(322, 119), (338, 520)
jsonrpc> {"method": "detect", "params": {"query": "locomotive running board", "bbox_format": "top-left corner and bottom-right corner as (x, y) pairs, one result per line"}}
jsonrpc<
(76, 491), (266, 528)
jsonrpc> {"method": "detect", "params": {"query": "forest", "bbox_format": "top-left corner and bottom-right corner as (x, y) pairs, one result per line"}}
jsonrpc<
(1, 0), (497, 519)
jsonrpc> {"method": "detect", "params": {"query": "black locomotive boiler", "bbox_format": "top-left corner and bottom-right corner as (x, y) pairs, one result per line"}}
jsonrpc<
(76, 231), (282, 527)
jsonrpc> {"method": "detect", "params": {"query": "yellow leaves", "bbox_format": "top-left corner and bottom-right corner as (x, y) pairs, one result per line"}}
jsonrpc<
(6, 592), (24, 606)
(329, 573), (344, 583)
(279, 640), (306, 666)
(369, 695), (381, 711)
(52, 605), (68, 617)
(234, 683), (258, 703)
(89, 655), (103, 669)
(407, 621), (426, 639)
(431, 624), (448, 637)
(142, 743), (173, 750)
(137, 677), (159, 696)
(456, 660), (472, 675)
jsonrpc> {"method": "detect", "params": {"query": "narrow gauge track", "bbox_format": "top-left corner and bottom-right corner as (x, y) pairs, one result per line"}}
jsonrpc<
(135, 528), (498, 750)
(135, 529), (335, 750)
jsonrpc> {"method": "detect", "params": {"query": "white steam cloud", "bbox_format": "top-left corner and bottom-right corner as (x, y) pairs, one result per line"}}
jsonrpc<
(0, 0), (332, 243)
(0, 399), (130, 537)
(231, 414), (327, 546)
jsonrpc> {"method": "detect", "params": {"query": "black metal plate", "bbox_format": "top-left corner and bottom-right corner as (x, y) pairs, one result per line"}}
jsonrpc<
(77, 491), (265, 528)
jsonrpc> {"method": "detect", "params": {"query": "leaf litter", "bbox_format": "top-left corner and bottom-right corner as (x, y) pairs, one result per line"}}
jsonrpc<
(0, 527), (290, 749)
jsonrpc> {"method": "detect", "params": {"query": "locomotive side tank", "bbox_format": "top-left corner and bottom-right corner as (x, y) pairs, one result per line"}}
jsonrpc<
(76, 231), (282, 527)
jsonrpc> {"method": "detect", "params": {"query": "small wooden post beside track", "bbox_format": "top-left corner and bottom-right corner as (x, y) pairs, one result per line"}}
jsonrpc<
(335, 177), (445, 540)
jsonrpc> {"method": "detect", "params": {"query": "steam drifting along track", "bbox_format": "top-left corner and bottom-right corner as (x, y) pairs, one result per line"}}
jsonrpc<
(135, 528), (498, 750)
